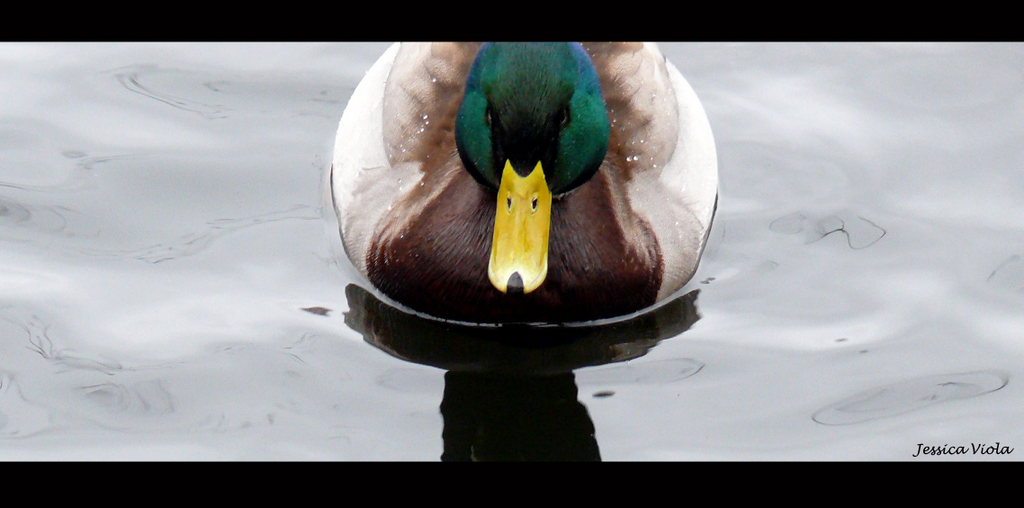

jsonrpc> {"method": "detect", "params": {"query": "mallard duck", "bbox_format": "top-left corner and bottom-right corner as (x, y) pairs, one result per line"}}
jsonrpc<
(331, 43), (717, 324)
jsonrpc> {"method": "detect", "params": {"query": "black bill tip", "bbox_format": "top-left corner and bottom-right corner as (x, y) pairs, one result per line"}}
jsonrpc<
(507, 272), (525, 295)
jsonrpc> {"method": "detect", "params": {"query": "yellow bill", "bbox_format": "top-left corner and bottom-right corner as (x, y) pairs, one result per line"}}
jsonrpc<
(488, 160), (552, 294)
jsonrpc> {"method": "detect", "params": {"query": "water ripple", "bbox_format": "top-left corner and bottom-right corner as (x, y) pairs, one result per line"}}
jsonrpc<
(770, 209), (886, 250)
(80, 379), (175, 416)
(113, 65), (230, 120)
(0, 371), (52, 439)
(812, 370), (1009, 425)
(987, 254), (1024, 295)
(0, 196), (101, 242)
(576, 358), (705, 388)
(80, 204), (320, 263)
(3, 311), (124, 374)
(0, 150), (132, 194)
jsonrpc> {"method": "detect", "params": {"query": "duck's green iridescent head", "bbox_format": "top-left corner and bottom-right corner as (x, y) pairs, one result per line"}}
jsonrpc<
(455, 42), (610, 196)
(454, 43), (610, 296)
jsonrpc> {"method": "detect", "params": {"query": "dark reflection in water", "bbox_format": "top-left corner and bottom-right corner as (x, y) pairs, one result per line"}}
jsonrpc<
(343, 284), (701, 461)
(440, 371), (598, 461)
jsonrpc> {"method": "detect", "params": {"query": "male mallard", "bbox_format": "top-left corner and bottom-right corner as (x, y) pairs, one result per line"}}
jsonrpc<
(331, 43), (717, 324)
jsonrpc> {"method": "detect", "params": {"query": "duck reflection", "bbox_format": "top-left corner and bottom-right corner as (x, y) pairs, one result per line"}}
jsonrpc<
(343, 284), (700, 461)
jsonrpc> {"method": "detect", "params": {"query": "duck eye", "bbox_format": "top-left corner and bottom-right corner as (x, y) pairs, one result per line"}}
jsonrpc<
(485, 106), (494, 128)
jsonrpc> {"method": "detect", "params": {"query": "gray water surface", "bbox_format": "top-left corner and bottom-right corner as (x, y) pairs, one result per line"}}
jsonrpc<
(1, 42), (1021, 460)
